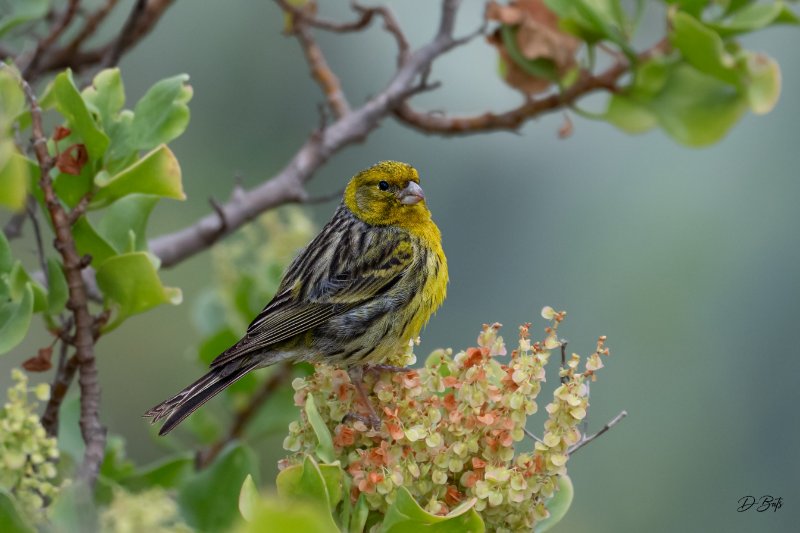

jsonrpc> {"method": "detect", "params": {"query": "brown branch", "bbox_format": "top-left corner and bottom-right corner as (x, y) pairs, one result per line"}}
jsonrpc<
(19, 74), (106, 485)
(60, 0), (121, 60)
(277, 1), (410, 66)
(149, 0), (474, 268)
(100, 0), (147, 69)
(394, 39), (669, 136)
(29, 0), (175, 79)
(394, 63), (628, 135)
(195, 361), (293, 469)
(292, 23), (351, 118)
(21, 0), (82, 77)
(41, 343), (79, 437)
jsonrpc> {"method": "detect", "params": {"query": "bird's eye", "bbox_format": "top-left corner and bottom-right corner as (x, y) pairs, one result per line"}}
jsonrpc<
(378, 181), (389, 191)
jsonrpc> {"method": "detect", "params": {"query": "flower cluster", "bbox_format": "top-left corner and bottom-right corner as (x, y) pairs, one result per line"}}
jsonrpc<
(99, 487), (191, 533)
(281, 308), (610, 532)
(0, 369), (60, 518)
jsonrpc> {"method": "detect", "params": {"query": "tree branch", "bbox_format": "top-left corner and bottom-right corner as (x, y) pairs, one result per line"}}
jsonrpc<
(568, 410), (628, 455)
(393, 40), (669, 135)
(291, 21), (351, 118)
(41, 342), (79, 437)
(27, 0), (175, 80)
(21, 0), (82, 77)
(195, 361), (293, 469)
(150, 0), (475, 268)
(19, 74), (106, 485)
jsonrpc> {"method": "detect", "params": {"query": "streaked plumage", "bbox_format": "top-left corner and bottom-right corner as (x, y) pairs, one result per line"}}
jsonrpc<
(145, 161), (448, 434)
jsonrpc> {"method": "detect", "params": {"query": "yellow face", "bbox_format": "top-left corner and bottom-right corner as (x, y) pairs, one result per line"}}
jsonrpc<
(344, 161), (431, 227)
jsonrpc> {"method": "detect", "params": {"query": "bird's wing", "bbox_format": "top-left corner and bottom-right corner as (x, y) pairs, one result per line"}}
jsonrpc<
(209, 231), (414, 368)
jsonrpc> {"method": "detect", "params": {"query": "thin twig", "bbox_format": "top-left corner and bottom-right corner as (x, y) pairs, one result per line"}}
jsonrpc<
(292, 22), (351, 118)
(393, 39), (669, 135)
(22, 0), (82, 77)
(195, 361), (293, 469)
(568, 410), (628, 456)
(2, 196), (32, 239)
(41, 343), (79, 437)
(148, 0), (477, 268)
(101, 0), (146, 69)
(19, 73), (107, 485)
(523, 427), (545, 445)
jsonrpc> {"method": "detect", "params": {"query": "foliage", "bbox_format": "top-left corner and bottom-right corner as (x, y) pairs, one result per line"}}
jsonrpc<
(1, 0), (798, 531)
(488, 0), (797, 145)
(0, 370), (59, 522)
(0, 66), (189, 353)
(279, 313), (609, 532)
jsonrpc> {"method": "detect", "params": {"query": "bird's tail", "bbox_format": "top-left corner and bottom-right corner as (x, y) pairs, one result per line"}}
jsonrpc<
(144, 361), (258, 435)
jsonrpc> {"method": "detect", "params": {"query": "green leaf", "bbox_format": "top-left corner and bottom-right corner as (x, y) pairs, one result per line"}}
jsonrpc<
(41, 70), (109, 162)
(82, 68), (126, 131)
(536, 475), (574, 532)
(95, 194), (159, 253)
(129, 74), (192, 151)
(670, 11), (739, 85)
(178, 443), (258, 532)
(91, 144), (185, 207)
(350, 493), (369, 533)
(237, 498), (339, 533)
(0, 282), (33, 354)
(9, 262), (47, 313)
(48, 481), (98, 533)
(380, 486), (484, 533)
(99, 436), (136, 482)
(604, 95), (657, 133)
(72, 216), (118, 267)
(0, 232), (12, 272)
(57, 395), (84, 463)
(708, 1), (800, 37)
(275, 456), (340, 530)
(664, 0), (708, 17)
(0, 67), (26, 130)
(0, 143), (30, 211)
(743, 52), (781, 115)
(648, 63), (748, 146)
(305, 393), (335, 464)
(239, 474), (259, 522)
(46, 258), (69, 314)
(95, 251), (182, 328)
(0, 488), (35, 533)
(119, 453), (194, 492)
(0, 0), (49, 38)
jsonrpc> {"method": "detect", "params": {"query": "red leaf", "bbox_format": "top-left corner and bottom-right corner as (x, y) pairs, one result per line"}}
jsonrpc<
(56, 144), (89, 176)
(53, 126), (72, 141)
(22, 346), (54, 372)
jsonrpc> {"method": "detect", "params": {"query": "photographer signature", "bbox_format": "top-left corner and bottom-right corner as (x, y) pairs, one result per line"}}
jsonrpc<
(737, 495), (782, 512)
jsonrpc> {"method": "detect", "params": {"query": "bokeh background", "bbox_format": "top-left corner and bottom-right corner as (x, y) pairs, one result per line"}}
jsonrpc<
(4, 1), (800, 532)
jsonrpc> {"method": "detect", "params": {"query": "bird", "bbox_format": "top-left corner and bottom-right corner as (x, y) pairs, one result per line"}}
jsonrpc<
(144, 161), (448, 435)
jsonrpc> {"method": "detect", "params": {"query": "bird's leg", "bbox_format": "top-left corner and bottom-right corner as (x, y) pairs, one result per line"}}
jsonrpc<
(345, 366), (381, 429)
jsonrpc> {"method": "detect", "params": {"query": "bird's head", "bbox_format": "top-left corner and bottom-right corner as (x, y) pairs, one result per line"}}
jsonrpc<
(344, 161), (431, 228)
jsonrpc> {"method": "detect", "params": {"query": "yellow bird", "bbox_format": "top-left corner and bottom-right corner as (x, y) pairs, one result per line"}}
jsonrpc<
(145, 161), (448, 434)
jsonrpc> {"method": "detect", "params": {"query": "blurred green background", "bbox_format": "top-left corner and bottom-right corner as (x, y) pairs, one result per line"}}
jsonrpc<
(4, 1), (800, 531)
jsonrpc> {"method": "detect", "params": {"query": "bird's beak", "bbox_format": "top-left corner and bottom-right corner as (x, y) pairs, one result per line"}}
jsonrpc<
(397, 181), (425, 205)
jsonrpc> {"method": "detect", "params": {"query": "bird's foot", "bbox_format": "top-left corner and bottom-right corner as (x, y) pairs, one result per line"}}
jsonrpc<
(343, 411), (381, 430)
